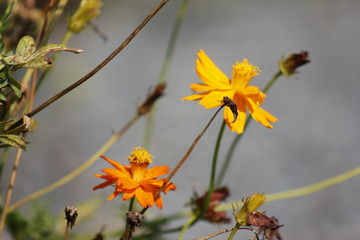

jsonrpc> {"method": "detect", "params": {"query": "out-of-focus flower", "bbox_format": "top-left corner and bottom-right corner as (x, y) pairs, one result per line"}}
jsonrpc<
(68, 0), (103, 33)
(182, 50), (278, 134)
(233, 193), (267, 225)
(279, 50), (310, 77)
(191, 187), (231, 224)
(93, 147), (176, 209)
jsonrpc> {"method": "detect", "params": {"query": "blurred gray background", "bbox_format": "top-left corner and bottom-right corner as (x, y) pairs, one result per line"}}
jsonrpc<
(2, 0), (360, 239)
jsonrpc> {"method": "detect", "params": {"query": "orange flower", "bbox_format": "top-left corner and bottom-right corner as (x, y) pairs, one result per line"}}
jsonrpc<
(93, 147), (176, 209)
(182, 50), (278, 134)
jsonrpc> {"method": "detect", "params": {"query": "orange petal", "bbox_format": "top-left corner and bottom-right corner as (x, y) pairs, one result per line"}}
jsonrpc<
(93, 180), (114, 190)
(154, 196), (163, 209)
(135, 187), (155, 208)
(145, 166), (170, 179)
(101, 155), (127, 172)
(163, 182), (176, 193)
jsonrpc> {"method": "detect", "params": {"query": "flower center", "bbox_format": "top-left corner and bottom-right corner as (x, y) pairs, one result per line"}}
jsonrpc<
(128, 147), (153, 182)
(231, 58), (261, 90)
(128, 147), (153, 165)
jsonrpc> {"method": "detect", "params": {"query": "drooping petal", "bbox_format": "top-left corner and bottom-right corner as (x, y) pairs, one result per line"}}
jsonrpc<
(154, 195), (163, 209)
(196, 50), (231, 89)
(101, 168), (125, 178)
(145, 166), (170, 179)
(245, 98), (278, 128)
(162, 182), (177, 193)
(122, 189), (136, 201)
(135, 186), (155, 208)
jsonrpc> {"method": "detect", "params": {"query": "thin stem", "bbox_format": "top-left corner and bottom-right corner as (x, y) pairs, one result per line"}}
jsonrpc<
(0, 147), (24, 235)
(217, 70), (283, 186)
(141, 106), (224, 216)
(215, 165), (360, 212)
(27, 0), (170, 118)
(227, 223), (240, 240)
(179, 120), (226, 237)
(142, 0), (190, 147)
(7, 114), (141, 213)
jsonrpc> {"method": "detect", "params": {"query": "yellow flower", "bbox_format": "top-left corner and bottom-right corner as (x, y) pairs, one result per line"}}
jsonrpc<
(93, 147), (176, 209)
(233, 193), (267, 225)
(182, 50), (278, 134)
(68, 0), (103, 33)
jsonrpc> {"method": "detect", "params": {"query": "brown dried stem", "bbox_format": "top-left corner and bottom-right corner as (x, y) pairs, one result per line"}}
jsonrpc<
(27, 0), (170, 118)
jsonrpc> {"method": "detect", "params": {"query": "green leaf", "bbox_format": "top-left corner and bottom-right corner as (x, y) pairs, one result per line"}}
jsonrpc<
(3, 35), (83, 69)
(0, 67), (22, 98)
(14, 35), (37, 64)
(0, 134), (27, 150)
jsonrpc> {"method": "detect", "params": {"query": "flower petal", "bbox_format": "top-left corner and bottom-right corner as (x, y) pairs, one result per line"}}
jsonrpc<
(134, 186), (155, 208)
(196, 50), (231, 89)
(101, 155), (127, 172)
(199, 90), (235, 109)
(182, 92), (208, 101)
(190, 83), (215, 92)
(245, 98), (278, 128)
(145, 166), (170, 179)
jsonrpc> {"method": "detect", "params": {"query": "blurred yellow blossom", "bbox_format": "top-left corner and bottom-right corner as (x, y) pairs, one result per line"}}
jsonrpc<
(233, 193), (267, 225)
(68, 0), (103, 33)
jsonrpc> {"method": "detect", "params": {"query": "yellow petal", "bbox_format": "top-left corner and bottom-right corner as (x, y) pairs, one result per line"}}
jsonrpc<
(199, 90), (234, 109)
(196, 50), (231, 89)
(182, 92), (207, 101)
(190, 83), (215, 92)
(224, 95), (247, 133)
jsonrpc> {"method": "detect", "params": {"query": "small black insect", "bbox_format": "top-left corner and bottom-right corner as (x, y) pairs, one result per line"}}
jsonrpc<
(221, 96), (238, 123)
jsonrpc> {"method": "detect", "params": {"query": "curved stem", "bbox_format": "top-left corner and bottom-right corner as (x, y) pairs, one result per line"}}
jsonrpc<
(27, 0), (170, 118)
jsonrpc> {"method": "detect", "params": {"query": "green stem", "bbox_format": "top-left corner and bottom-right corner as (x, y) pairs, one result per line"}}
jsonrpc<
(142, 0), (190, 147)
(227, 223), (240, 240)
(217, 70), (282, 186)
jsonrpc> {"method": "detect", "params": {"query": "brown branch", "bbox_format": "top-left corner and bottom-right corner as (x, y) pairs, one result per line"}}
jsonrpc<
(27, 0), (170, 118)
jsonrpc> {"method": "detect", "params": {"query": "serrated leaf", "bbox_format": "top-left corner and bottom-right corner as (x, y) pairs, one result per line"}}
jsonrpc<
(0, 134), (27, 150)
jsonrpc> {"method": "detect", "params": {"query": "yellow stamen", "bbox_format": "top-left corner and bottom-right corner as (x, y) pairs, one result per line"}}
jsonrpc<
(127, 146), (153, 165)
